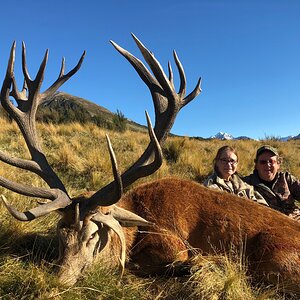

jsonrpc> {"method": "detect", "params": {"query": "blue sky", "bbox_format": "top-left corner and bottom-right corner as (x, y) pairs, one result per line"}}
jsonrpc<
(0, 0), (299, 139)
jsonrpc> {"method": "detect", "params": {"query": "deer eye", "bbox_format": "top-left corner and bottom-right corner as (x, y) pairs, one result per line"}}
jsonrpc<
(86, 231), (99, 246)
(89, 232), (96, 240)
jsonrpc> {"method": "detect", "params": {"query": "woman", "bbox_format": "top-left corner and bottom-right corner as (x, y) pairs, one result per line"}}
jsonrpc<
(204, 146), (268, 205)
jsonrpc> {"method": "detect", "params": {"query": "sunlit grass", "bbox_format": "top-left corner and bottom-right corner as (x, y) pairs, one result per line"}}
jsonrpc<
(185, 250), (280, 300)
(0, 116), (300, 299)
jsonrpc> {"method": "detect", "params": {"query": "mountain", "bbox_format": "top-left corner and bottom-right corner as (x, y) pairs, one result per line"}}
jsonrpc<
(209, 132), (253, 140)
(291, 134), (300, 140)
(209, 132), (234, 140)
(37, 92), (147, 133)
(235, 136), (253, 140)
(280, 135), (294, 141)
(209, 131), (300, 141)
(280, 134), (300, 141)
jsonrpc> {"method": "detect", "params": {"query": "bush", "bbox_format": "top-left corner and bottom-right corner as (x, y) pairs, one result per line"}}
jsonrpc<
(112, 109), (127, 132)
(163, 139), (186, 164)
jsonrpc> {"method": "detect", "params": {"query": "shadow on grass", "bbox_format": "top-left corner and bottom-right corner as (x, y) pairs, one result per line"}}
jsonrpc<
(0, 223), (59, 266)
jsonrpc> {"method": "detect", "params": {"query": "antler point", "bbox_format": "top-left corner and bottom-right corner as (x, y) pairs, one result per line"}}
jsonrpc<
(1, 195), (7, 203)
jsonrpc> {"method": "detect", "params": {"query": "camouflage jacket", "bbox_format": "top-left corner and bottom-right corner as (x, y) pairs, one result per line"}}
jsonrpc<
(243, 171), (300, 215)
(204, 173), (268, 206)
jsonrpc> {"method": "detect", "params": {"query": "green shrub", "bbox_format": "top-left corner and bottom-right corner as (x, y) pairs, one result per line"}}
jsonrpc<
(112, 109), (127, 132)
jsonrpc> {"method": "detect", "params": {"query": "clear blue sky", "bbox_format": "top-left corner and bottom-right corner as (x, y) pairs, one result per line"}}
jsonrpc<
(0, 0), (299, 139)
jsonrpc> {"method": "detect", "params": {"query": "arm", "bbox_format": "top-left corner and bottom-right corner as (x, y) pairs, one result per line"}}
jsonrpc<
(286, 172), (300, 201)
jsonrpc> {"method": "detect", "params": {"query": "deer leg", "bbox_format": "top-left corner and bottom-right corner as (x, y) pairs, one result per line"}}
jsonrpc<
(247, 231), (300, 293)
(129, 229), (190, 276)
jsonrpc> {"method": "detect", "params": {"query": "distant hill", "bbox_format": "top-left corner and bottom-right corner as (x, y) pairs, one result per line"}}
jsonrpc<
(280, 134), (300, 141)
(208, 131), (300, 141)
(37, 92), (147, 133)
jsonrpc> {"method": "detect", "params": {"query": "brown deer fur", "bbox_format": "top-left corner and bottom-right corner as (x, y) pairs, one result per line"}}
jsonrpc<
(113, 177), (300, 291)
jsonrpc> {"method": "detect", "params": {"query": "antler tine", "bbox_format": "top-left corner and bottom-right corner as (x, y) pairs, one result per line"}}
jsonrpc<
(58, 57), (66, 78)
(183, 77), (202, 107)
(1, 194), (72, 221)
(0, 150), (40, 172)
(130, 33), (175, 101)
(1, 42), (18, 116)
(0, 176), (58, 199)
(143, 111), (163, 168)
(105, 134), (123, 201)
(109, 39), (161, 96)
(168, 62), (175, 90)
(172, 50), (186, 97)
(21, 41), (32, 84)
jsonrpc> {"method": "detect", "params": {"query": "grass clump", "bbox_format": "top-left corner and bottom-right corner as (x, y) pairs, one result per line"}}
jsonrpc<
(185, 251), (281, 300)
(0, 256), (57, 299)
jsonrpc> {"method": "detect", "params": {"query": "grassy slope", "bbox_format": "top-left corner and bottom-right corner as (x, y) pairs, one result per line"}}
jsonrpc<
(38, 92), (148, 133)
(0, 117), (299, 299)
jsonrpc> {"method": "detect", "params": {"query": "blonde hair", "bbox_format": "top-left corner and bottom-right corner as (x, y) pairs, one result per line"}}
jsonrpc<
(213, 145), (239, 176)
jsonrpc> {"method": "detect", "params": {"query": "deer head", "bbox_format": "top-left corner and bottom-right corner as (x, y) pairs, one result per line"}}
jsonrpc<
(0, 34), (201, 285)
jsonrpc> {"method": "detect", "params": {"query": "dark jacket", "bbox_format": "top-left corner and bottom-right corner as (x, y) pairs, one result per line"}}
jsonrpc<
(243, 170), (300, 214)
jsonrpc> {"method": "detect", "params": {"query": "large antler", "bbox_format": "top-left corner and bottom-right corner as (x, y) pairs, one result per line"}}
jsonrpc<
(0, 42), (87, 220)
(86, 34), (201, 209)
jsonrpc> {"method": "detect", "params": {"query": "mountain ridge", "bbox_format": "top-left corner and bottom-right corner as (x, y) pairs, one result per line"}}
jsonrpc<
(37, 91), (148, 133)
(208, 131), (300, 141)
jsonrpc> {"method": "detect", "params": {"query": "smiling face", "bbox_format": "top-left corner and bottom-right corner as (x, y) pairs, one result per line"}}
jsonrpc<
(255, 151), (280, 182)
(215, 149), (238, 180)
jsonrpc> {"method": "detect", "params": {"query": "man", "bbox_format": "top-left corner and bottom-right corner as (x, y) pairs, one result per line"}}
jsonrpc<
(244, 145), (300, 219)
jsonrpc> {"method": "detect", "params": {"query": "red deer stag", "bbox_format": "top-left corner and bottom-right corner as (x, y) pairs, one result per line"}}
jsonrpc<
(121, 178), (300, 294)
(0, 35), (201, 286)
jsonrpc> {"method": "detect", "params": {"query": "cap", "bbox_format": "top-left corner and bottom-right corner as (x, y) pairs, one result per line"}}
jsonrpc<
(256, 145), (279, 159)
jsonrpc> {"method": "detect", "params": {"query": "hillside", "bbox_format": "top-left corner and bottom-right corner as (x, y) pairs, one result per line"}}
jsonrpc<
(36, 91), (148, 133)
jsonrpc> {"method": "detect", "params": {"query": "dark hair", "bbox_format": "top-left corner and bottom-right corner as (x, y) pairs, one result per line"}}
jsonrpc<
(213, 146), (239, 175)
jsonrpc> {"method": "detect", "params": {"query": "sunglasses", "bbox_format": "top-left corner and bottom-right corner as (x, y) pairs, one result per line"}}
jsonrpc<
(257, 158), (278, 165)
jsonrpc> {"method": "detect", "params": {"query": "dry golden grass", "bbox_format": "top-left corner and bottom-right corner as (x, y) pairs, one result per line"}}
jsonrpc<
(0, 116), (300, 299)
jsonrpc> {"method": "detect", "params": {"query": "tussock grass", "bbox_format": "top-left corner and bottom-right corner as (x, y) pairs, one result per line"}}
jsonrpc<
(0, 116), (300, 299)
(0, 257), (57, 300)
(185, 250), (280, 300)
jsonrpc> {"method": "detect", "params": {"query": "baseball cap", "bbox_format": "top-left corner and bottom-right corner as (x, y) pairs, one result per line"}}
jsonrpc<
(255, 145), (279, 159)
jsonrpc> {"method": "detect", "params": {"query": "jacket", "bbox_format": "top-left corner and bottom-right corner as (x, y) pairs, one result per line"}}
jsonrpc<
(204, 173), (268, 206)
(243, 170), (300, 214)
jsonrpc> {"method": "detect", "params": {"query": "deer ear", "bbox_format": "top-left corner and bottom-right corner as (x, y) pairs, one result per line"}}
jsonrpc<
(110, 205), (154, 227)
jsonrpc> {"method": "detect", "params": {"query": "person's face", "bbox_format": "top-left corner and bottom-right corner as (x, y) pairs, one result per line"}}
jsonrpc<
(215, 150), (238, 180)
(255, 151), (280, 182)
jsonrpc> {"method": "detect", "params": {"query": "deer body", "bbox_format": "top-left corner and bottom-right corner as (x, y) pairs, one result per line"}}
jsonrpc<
(127, 178), (300, 290)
